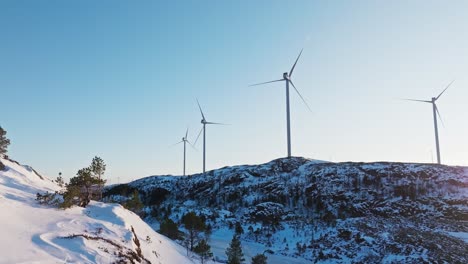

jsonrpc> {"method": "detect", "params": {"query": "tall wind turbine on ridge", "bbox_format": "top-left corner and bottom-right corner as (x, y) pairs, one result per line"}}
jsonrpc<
(194, 100), (226, 173)
(173, 128), (195, 176)
(403, 80), (454, 164)
(250, 49), (311, 158)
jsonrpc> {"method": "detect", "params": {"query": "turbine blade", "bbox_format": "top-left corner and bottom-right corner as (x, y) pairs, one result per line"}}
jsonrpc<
(187, 140), (198, 151)
(289, 80), (312, 112)
(249, 79), (284, 87)
(170, 140), (184, 147)
(436, 79), (454, 100)
(193, 127), (203, 146)
(196, 99), (206, 120)
(289, 49), (303, 77)
(401, 98), (432, 103)
(185, 127), (189, 139)
(205, 121), (230, 125)
(435, 104), (445, 127)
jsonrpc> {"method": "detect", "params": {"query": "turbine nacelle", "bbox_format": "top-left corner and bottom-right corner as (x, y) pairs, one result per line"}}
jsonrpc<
(283, 72), (289, 80)
(201, 119), (206, 124)
(432, 97), (437, 103)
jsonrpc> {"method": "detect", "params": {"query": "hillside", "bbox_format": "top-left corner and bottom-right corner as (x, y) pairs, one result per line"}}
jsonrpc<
(105, 157), (468, 263)
(0, 157), (195, 264)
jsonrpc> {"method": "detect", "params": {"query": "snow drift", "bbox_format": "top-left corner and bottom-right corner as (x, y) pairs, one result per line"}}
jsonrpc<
(0, 157), (194, 264)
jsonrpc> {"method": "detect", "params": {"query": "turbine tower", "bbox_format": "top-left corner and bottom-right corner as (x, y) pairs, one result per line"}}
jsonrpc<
(194, 100), (226, 173)
(404, 80), (454, 164)
(250, 49), (311, 158)
(173, 128), (195, 176)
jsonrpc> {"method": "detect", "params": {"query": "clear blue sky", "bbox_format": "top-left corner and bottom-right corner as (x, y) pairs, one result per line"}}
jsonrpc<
(1, 1), (467, 183)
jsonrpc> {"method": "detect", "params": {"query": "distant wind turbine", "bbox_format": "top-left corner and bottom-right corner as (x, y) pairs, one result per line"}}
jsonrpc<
(194, 100), (227, 173)
(173, 128), (196, 176)
(403, 80), (454, 164)
(250, 49), (311, 158)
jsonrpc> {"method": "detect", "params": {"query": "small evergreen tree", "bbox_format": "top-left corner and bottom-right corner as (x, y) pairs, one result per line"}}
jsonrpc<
(159, 218), (181, 240)
(125, 190), (143, 213)
(90, 156), (106, 200)
(61, 164), (105, 208)
(251, 254), (267, 264)
(56, 172), (65, 188)
(205, 223), (213, 242)
(235, 221), (244, 236)
(226, 234), (244, 264)
(60, 185), (81, 209)
(182, 211), (206, 251)
(36, 191), (61, 206)
(0, 126), (10, 157)
(193, 239), (213, 264)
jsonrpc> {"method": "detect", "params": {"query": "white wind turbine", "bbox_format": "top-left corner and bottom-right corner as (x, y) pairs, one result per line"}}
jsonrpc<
(194, 100), (227, 173)
(250, 49), (311, 158)
(403, 80), (454, 164)
(173, 128), (196, 176)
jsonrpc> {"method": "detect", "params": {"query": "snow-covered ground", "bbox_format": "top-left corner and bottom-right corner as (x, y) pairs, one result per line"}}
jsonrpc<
(0, 157), (196, 264)
(448, 232), (468, 243)
(209, 228), (310, 264)
(109, 157), (468, 263)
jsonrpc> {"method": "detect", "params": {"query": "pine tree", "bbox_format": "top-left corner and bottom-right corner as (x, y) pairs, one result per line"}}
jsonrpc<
(235, 221), (244, 236)
(0, 126), (10, 157)
(182, 211), (206, 251)
(60, 185), (81, 209)
(226, 234), (245, 264)
(61, 164), (105, 208)
(125, 190), (143, 213)
(159, 218), (181, 240)
(193, 239), (213, 264)
(251, 254), (267, 264)
(56, 172), (65, 188)
(90, 156), (106, 200)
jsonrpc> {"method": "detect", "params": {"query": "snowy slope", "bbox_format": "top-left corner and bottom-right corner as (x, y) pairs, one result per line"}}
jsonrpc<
(0, 157), (195, 264)
(106, 157), (468, 263)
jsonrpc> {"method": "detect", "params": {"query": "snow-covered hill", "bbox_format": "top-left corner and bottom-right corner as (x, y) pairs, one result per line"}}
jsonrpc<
(105, 157), (468, 263)
(0, 157), (194, 264)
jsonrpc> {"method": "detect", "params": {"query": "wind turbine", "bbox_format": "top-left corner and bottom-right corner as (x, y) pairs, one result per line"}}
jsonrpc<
(173, 128), (195, 176)
(250, 49), (311, 158)
(403, 80), (454, 164)
(194, 100), (226, 173)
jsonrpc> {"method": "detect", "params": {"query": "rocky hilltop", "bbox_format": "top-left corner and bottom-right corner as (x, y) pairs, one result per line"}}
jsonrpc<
(105, 157), (468, 263)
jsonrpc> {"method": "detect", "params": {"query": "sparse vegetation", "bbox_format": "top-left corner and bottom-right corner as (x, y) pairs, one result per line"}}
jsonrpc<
(0, 126), (10, 157)
(181, 211), (206, 251)
(90, 156), (106, 200)
(251, 253), (267, 264)
(193, 239), (213, 264)
(102, 158), (468, 263)
(159, 218), (182, 240)
(125, 190), (143, 213)
(36, 191), (62, 206)
(61, 157), (106, 208)
(56, 172), (65, 188)
(226, 234), (244, 264)
(62, 232), (151, 264)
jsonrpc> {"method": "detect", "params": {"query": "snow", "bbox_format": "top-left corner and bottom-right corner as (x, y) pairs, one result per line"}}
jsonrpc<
(448, 232), (468, 243)
(0, 157), (196, 264)
(209, 228), (310, 264)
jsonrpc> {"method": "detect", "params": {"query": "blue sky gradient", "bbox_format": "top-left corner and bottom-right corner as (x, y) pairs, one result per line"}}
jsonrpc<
(1, 1), (467, 182)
